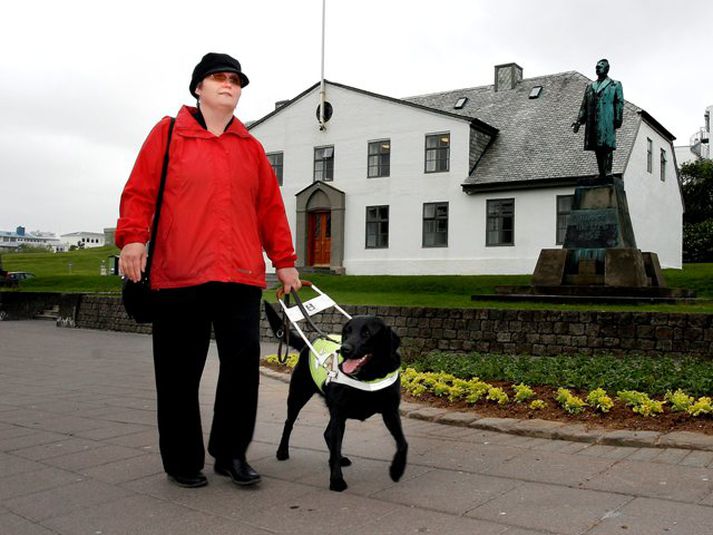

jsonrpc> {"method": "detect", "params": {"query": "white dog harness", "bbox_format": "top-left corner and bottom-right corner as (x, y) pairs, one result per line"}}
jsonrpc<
(277, 283), (399, 394)
(309, 337), (400, 393)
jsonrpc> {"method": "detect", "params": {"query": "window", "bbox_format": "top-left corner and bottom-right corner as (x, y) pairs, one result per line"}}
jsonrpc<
(267, 152), (284, 186)
(660, 149), (667, 181)
(528, 86), (543, 99)
(422, 202), (448, 247)
(367, 140), (390, 178)
(313, 146), (334, 181)
(556, 195), (574, 245)
(646, 138), (652, 173)
(365, 205), (389, 248)
(425, 133), (450, 173)
(454, 97), (468, 109)
(487, 199), (514, 246)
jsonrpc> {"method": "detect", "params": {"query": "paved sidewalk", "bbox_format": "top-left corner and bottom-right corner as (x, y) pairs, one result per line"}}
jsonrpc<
(1, 321), (713, 534)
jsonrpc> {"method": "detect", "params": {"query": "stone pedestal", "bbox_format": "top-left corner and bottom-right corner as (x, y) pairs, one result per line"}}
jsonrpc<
(532, 176), (666, 291)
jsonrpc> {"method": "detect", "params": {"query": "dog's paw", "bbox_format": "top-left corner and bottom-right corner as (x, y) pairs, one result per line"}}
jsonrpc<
(276, 448), (289, 461)
(340, 456), (352, 467)
(329, 478), (348, 492)
(389, 453), (407, 482)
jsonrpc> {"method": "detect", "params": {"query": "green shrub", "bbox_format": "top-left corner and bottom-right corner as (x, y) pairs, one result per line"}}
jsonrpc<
(683, 220), (713, 263)
(664, 389), (694, 412)
(555, 388), (587, 414)
(408, 351), (713, 398)
(617, 390), (665, 417)
(513, 383), (536, 403)
(586, 388), (614, 413)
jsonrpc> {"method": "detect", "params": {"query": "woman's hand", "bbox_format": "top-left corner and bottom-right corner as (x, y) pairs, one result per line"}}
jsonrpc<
(276, 267), (301, 295)
(119, 242), (147, 282)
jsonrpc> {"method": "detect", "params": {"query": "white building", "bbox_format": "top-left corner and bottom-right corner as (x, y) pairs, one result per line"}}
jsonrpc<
(675, 104), (711, 166)
(0, 226), (63, 252)
(249, 63), (683, 275)
(60, 231), (106, 249)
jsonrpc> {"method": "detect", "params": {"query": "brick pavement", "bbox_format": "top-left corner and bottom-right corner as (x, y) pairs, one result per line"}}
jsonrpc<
(1, 321), (713, 534)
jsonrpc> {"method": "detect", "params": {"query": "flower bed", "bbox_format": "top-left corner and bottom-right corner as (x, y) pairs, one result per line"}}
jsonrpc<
(262, 354), (713, 435)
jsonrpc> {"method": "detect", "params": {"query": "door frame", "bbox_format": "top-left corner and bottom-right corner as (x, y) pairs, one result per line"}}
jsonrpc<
(295, 182), (345, 273)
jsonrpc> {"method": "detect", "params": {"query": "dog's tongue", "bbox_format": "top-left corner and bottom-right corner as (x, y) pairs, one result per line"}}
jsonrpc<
(341, 356), (365, 375)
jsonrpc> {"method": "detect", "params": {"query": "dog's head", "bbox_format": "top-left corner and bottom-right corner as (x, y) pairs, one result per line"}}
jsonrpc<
(338, 315), (400, 380)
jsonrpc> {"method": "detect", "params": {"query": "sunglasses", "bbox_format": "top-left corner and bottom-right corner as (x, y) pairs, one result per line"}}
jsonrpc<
(207, 72), (242, 86)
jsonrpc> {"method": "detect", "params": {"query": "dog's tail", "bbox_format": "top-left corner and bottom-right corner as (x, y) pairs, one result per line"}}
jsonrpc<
(263, 300), (307, 352)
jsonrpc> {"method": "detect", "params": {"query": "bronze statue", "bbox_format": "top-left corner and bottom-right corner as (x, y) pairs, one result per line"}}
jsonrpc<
(572, 59), (624, 178)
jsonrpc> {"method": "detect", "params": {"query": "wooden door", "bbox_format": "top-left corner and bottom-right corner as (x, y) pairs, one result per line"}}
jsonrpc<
(308, 211), (331, 266)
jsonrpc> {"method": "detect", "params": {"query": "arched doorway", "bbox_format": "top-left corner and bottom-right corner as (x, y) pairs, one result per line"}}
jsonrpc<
(295, 182), (345, 273)
(308, 210), (331, 266)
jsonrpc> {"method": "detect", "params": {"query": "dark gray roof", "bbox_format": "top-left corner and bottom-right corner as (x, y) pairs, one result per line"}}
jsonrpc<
(404, 71), (643, 187)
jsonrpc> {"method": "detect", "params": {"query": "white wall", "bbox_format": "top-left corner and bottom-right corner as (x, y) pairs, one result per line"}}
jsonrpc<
(623, 120), (683, 269)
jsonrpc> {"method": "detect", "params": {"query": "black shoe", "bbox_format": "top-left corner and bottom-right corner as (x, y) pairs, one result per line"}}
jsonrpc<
(167, 471), (208, 488)
(214, 458), (261, 486)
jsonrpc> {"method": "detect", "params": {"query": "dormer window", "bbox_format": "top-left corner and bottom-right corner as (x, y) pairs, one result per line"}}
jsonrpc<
(529, 86), (543, 99)
(454, 97), (468, 109)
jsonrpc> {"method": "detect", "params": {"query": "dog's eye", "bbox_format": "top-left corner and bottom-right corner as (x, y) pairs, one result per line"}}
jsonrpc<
(361, 326), (371, 338)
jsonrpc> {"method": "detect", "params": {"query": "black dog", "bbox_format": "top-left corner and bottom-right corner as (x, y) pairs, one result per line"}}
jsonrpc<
(264, 302), (408, 492)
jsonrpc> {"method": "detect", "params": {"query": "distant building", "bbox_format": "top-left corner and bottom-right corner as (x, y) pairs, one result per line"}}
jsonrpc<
(0, 226), (63, 252)
(60, 231), (106, 249)
(249, 62), (682, 275)
(103, 227), (116, 247)
(675, 105), (711, 166)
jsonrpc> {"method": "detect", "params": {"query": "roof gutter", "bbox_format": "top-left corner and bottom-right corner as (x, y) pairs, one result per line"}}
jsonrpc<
(461, 174), (622, 194)
(638, 110), (676, 141)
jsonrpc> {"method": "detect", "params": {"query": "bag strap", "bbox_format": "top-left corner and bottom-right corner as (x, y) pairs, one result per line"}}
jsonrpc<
(144, 117), (175, 279)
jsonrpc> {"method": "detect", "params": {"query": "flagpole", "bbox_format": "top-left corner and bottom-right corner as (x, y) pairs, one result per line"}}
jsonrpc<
(319, 0), (326, 130)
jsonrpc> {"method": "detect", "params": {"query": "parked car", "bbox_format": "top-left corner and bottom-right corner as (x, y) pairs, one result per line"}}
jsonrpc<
(7, 271), (35, 281)
(1, 271), (35, 287)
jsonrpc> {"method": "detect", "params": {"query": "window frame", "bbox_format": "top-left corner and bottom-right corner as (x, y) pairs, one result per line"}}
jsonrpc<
(313, 145), (334, 182)
(422, 202), (449, 248)
(365, 205), (389, 249)
(486, 198), (515, 247)
(646, 138), (653, 174)
(424, 133), (450, 174)
(367, 139), (391, 178)
(266, 151), (284, 186)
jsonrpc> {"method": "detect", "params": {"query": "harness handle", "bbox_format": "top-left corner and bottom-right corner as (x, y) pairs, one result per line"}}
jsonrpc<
(276, 280), (340, 345)
(276, 279), (312, 300)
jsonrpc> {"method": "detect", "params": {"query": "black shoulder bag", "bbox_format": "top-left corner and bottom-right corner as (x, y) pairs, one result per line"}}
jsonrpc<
(121, 117), (175, 323)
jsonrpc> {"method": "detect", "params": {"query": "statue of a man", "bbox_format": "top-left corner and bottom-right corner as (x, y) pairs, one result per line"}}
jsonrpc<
(572, 59), (624, 178)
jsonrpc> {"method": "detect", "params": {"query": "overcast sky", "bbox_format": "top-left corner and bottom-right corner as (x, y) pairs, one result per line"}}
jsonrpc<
(1, 0), (711, 237)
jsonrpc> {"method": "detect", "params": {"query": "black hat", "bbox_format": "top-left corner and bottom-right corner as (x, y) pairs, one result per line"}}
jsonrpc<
(189, 52), (250, 97)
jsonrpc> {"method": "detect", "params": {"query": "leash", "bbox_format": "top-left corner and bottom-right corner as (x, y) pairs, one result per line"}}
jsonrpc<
(276, 292), (291, 365)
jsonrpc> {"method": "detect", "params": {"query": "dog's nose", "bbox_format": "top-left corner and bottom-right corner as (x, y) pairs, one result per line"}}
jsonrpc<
(340, 343), (353, 358)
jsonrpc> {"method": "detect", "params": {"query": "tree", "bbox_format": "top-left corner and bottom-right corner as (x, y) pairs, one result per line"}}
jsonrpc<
(680, 159), (713, 224)
(680, 159), (713, 262)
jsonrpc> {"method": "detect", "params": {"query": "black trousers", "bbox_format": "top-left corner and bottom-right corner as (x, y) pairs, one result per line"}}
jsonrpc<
(151, 282), (262, 476)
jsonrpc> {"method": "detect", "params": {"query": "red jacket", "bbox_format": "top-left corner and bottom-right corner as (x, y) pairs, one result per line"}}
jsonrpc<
(116, 106), (296, 289)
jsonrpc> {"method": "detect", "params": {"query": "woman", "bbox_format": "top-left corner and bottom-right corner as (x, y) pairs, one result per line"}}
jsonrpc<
(116, 52), (300, 488)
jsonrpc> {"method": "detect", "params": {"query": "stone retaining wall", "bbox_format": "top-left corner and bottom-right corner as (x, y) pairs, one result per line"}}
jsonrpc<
(59, 295), (713, 357)
(3, 293), (711, 357)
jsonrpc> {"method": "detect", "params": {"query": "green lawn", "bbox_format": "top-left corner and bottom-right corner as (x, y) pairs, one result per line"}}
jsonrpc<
(2, 248), (712, 313)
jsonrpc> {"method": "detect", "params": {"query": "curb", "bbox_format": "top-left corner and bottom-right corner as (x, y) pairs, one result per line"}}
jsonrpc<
(260, 367), (713, 452)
